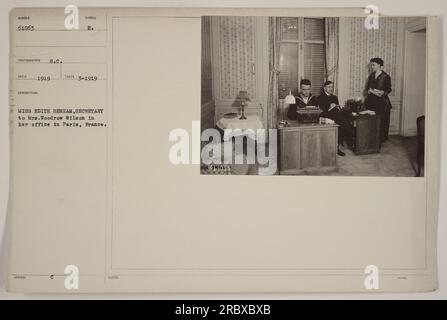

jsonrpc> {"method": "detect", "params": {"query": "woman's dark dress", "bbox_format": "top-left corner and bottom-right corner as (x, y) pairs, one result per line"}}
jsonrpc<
(364, 71), (393, 142)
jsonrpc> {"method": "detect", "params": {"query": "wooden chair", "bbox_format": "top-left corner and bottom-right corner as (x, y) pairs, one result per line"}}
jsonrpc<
(416, 115), (425, 177)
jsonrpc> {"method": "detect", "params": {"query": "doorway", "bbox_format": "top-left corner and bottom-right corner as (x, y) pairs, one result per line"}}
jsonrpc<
(401, 28), (426, 136)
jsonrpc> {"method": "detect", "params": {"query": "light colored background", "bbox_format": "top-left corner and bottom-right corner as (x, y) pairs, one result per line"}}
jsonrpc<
(0, 0), (445, 299)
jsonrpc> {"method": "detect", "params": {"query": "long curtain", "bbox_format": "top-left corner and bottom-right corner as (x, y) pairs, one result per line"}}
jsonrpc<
(324, 18), (339, 93)
(267, 17), (281, 129)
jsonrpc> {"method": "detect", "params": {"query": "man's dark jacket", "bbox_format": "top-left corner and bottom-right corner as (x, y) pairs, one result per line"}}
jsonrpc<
(316, 93), (340, 119)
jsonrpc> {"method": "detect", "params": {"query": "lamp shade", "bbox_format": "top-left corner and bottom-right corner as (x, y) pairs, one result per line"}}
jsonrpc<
(236, 90), (251, 102)
(284, 89), (296, 104)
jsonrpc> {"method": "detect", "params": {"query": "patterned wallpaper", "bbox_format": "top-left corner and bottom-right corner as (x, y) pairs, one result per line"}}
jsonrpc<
(218, 16), (258, 100)
(348, 17), (401, 98)
(201, 16), (213, 104)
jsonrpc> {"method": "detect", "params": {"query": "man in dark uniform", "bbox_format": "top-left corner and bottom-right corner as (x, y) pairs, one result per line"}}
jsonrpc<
(364, 57), (393, 142)
(316, 81), (352, 156)
(287, 79), (318, 120)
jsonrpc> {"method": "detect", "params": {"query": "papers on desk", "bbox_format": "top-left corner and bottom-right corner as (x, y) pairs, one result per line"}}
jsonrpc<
(358, 110), (376, 115)
(319, 117), (335, 124)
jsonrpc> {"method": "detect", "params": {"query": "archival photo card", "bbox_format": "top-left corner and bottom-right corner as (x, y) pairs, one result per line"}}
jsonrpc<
(6, 7), (439, 293)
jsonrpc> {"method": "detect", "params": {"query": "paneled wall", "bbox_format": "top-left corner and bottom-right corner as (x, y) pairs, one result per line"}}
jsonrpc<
(338, 17), (405, 135)
(201, 16), (215, 132)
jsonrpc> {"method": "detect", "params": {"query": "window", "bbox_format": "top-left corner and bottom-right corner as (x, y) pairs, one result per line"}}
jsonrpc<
(278, 18), (325, 99)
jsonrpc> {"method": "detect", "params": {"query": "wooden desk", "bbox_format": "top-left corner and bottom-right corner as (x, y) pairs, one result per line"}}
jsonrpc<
(351, 114), (381, 155)
(278, 121), (339, 175)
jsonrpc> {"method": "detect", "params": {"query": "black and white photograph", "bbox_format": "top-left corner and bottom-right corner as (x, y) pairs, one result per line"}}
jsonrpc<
(201, 16), (427, 176)
(1, 3), (444, 299)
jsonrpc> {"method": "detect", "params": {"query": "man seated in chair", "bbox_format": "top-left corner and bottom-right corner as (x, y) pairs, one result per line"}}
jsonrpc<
(287, 79), (318, 120)
(316, 81), (353, 156)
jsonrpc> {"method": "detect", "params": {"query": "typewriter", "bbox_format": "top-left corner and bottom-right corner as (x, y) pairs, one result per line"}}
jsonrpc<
(296, 106), (323, 123)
